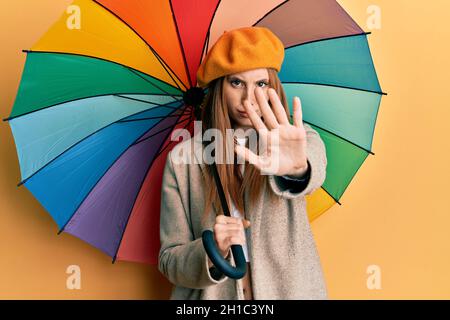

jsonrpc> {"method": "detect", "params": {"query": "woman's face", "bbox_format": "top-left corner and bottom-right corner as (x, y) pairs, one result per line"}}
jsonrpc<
(223, 68), (270, 131)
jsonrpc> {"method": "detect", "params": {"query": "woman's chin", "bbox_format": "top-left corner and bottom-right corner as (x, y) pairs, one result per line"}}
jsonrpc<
(231, 116), (254, 130)
(238, 117), (252, 124)
(235, 123), (253, 131)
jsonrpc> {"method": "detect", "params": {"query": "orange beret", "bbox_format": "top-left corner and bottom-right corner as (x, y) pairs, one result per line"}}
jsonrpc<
(196, 26), (285, 88)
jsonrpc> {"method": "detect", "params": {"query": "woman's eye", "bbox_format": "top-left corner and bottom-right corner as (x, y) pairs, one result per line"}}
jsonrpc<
(258, 81), (268, 87)
(231, 80), (268, 87)
(231, 79), (242, 87)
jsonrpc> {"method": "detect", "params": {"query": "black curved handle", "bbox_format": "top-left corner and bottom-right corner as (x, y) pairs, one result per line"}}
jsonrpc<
(202, 230), (247, 279)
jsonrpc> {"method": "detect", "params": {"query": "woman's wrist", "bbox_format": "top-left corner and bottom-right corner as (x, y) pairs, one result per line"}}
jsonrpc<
(286, 160), (310, 179)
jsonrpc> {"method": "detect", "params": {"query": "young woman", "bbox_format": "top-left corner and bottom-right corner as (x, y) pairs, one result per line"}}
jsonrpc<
(158, 27), (328, 300)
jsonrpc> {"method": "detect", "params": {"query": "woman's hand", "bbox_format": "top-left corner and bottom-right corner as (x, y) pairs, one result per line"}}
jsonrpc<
(212, 215), (250, 259)
(234, 87), (308, 177)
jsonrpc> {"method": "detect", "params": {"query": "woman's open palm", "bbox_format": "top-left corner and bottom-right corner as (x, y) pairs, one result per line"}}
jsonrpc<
(234, 87), (309, 177)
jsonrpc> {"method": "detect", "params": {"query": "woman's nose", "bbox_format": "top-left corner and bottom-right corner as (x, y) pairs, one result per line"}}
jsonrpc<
(243, 88), (257, 107)
(243, 99), (256, 110)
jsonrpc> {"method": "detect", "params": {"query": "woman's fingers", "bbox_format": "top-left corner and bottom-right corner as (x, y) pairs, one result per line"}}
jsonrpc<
(215, 215), (250, 228)
(244, 87), (291, 132)
(217, 230), (246, 246)
(214, 216), (250, 256)
(214, 224), (242, 234)
(234, 143), (265, 170)
(267, 88), (289, 125)
(243, 100), (267, 132)
(255, 87), (280, 129)
(293, 96), (303, 128)
(227, 236), (245, 247)
(214, 227), (248, 257)
(216, 215), (242, 224)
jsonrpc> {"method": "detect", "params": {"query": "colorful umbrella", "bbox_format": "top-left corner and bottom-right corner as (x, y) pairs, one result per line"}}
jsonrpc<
(5, 0), (384, 265)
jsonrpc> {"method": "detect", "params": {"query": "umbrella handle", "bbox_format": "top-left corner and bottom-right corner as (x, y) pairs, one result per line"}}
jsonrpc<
(202, 230), (247, 279)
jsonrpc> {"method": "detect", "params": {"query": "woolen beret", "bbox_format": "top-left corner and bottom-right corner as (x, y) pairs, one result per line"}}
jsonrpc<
(196, 26), (285, 88)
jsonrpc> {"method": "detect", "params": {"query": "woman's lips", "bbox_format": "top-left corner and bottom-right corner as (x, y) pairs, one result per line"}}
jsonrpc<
(238, 110), (262, 118)
(238, 110), (249, 117)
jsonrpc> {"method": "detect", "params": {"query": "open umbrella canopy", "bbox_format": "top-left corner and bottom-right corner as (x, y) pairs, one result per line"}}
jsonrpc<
(5, 0), (384, 265)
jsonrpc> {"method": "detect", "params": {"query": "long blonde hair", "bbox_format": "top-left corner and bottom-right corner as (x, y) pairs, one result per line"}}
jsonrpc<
(199, 68), (290, 223)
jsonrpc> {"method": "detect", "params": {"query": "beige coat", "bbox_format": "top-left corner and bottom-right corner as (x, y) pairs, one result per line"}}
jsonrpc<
(158, 123), (328, 300)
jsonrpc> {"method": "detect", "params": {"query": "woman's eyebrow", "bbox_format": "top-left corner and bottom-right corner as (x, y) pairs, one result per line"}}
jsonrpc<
(229, 76), (269, 83)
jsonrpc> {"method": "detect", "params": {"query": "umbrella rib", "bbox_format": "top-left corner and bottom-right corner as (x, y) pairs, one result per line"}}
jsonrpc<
(169, 0), (193, 88)
(118, 113), (191, 124)
(92, 0), (187, 92)
(202, 30), (211, 71)
(4, 91), (182, 122)
(113, 94), (181, 109)
(197, 0), (222, 74)
(124, 67), (184, 102)
(152, 49), (185, 92)
(155, 107), (195, 158)
(321, 150), (372, 206)
(57, 103), (191, 236)
(113, 110), (194, 263)
(252, 0), (290, 26)
(320, 186), (342, 206)
(117, 105), (190, 120)
(297, 118), (375, 156)
(282, 81), (387, 96)
(284, 32), (372, 51)
(17, 101), (185, 187)
(128, 112), (192, 147)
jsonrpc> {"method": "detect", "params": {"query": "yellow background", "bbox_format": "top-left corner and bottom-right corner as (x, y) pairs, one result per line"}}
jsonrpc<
(1, 0), (449, 299)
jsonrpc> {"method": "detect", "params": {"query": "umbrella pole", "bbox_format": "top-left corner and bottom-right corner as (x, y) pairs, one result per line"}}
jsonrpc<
(202, 161), (247, 279)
